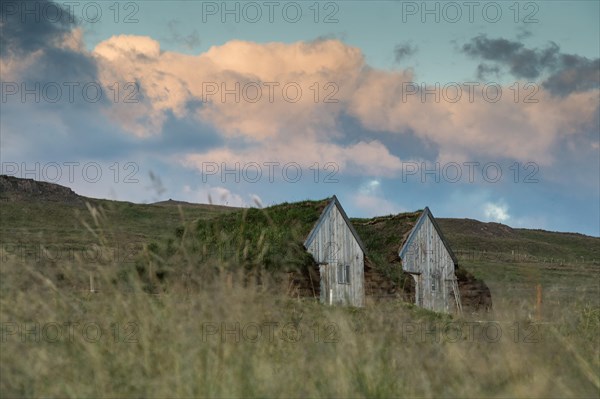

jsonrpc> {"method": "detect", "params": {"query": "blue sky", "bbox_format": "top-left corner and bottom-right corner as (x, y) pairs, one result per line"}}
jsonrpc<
(1, 0), (599, 236)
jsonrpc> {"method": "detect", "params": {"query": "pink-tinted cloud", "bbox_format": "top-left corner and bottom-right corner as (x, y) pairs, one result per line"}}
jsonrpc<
(347, 69), (598, 165)
(94, 36), (362, 138)
(181, 139), (404, 178)
(92, 35), (598, 166)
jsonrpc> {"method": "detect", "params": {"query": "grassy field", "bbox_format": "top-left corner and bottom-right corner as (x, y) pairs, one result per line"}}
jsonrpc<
(0, 197), (236, 248)
(1, 193), (599, 398)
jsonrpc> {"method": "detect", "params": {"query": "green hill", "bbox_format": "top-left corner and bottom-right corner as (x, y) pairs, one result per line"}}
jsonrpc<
(438, 218), (600, 262)
(2, 175), (599, 398)
(1, 174), (598, 311)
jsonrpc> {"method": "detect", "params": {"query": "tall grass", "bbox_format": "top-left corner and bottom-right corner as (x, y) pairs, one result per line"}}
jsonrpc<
(1, 203), (598, 398)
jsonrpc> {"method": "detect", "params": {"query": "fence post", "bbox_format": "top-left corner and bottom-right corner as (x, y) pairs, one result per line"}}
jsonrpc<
(535, 284), (542, 321)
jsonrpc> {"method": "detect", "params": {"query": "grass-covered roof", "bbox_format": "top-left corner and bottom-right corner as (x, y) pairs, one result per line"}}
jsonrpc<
(155, 198), (333, 275)
(352, 211), (423, 284)
(204, 198), (329, 264)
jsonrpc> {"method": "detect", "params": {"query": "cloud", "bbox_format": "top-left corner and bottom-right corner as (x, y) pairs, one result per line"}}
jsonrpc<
(543, 55), (600, 96)
(483, 202), (510, 223)
(481, 200), (550, 229)
(181, 184), (261, 207)
(347, 68), (598, 165)
(91, 34), (599, 166)
(353, 194), (403, 216)
(0, 1), (97, 82)
(353, 179), (403, 215)
(476, 64), (501, 79)
(462, 35), (600, 96)
(462, 35), (559, 79)
(516, 28), (533, 41)
(1, 0), (74, 58)
(93, 36), (364, 138)
(359, 179), (381, 195)
(394, 42), (417, 63)
(165, 20), (201, 50)
(351, 179), (404, 217)
(180, 139), (404, 178)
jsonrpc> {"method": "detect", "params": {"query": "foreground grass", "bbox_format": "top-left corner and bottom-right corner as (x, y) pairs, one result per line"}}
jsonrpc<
(1, 256), (599, 397)
(1, 200), (599, 398)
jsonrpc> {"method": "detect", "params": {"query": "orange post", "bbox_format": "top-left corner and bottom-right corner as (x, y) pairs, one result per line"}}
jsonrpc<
(536, 284), (542, 321)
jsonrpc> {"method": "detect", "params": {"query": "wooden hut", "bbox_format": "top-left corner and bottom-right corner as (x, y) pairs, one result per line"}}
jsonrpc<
(398, 207), (462, 314)
(304, 196), (366, 307)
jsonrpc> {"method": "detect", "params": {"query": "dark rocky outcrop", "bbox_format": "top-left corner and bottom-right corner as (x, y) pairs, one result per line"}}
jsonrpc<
(0, 175), (83, 204)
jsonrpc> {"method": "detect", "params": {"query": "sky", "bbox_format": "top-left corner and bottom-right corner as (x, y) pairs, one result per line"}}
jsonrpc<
(1, 0), (599, 236)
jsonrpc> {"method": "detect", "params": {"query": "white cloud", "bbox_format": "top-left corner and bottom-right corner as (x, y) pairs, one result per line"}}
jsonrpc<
(359, 179), (381, 195)
(180, 185), (262, 208)
(353, 194), (403, 216)
(483, 202), (510, 222)
(180, 139), (404, 179)
(353, 180), (404, 216)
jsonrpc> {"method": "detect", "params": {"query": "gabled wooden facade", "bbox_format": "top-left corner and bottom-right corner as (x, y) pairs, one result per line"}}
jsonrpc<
(399, 207), (462, 314)
(304, 196), (365, 307)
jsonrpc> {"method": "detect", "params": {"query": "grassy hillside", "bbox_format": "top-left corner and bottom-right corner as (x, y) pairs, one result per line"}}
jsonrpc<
(1, 176), (599, 397)
(435, 218), (600, 313)
(1, 176), (598, 307)
(439, 218), (600, 262)
(1, 197), (236, 245)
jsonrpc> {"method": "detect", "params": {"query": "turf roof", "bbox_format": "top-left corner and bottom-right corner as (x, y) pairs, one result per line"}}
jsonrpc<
(193, 199), (429, 277)
(352, 210), (423, 282)
(193, 198), (332, 272)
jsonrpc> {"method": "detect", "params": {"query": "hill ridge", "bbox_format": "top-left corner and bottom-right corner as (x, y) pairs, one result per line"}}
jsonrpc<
(1, 175), (598, 241)
(0, 175), (84, 204)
